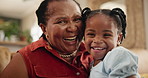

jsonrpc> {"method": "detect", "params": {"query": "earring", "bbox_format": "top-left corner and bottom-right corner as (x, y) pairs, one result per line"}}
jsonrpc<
(117, 41), (121, 45)
(46, 34), (48, 38)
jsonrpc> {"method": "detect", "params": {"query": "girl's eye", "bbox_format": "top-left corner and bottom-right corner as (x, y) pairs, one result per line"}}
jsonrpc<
(73, 17), (82, 23)
(104, 33), (112, 37)
(86, 33), (95, 38)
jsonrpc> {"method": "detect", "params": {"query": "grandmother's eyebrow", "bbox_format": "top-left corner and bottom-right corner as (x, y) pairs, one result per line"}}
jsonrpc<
(55, 17), (67, 20)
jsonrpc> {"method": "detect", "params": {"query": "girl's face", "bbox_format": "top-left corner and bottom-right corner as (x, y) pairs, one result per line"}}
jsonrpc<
(40, 1), (82, 54)
(84, 14), (122, 61)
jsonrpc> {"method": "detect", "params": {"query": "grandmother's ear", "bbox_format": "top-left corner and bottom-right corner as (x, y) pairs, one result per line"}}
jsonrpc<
(39, 23), (46, 33)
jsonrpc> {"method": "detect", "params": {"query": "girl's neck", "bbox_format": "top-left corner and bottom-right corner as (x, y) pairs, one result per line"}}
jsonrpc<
(93, 60), (101, 66)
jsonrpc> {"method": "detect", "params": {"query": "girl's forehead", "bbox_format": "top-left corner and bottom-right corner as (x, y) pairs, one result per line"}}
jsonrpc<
(86, 14), (118, 28)
(87, 14), (113, 24)
(89, 13), (110, 19)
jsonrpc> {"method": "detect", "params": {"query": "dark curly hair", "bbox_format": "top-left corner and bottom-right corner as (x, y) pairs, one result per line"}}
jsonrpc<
(81, 7), (127, 43)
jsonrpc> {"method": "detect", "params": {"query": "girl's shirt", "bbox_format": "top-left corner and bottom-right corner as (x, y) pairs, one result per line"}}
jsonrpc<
(89, 46), (140, 78)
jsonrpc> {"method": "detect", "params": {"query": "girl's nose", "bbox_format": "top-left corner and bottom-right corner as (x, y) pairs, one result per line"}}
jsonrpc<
(93, 36), (103, 44)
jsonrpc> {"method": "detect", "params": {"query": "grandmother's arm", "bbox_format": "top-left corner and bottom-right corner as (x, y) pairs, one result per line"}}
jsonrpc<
(0, 53), (28, 78)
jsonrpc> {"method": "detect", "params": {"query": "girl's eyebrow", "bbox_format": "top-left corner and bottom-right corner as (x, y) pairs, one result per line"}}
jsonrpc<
(103, 30), (113, 33)
(85, 29), (95, 32)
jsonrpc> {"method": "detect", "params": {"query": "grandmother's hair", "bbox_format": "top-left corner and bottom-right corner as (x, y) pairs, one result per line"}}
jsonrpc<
(36, 0), (81, 25)
(81, 7), (127, 43)
(36, 0), (82, 40)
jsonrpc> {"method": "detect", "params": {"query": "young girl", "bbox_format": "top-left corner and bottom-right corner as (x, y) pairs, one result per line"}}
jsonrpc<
(82, 7), (140, 78)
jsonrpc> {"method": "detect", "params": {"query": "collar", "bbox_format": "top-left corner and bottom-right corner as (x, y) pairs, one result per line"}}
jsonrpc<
(30, 37), (87, 57)
(30, 37), (52, 51)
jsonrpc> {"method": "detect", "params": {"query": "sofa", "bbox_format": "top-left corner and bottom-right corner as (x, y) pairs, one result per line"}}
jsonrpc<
(130, 49), (148, 78)
(0, 46), (15, 73)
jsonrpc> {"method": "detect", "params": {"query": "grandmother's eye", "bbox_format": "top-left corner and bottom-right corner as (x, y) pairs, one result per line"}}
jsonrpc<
(56, 20), (68, 25)
(74, 17), (82, 23)
(58, 20), (66, 23)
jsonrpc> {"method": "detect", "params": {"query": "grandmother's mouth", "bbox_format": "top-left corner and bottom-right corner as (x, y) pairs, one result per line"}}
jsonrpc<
(64, 36), (77, 42)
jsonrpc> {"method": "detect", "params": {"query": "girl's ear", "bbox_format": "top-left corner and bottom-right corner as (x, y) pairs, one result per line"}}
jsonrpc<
(40, 23), (46, 34)
(117, 33), (123, 45)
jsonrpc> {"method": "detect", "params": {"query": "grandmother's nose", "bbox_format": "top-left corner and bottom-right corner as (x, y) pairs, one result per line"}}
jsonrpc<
(66, 23), (78, 32)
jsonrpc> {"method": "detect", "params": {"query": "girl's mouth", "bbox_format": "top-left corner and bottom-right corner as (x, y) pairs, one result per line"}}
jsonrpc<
(91, 47), (106, 53)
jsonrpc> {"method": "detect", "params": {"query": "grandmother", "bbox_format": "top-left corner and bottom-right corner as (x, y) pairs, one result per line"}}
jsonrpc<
(0, 0), (92, 78)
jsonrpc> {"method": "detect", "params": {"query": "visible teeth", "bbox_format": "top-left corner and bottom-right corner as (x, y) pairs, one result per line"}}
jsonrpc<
(64, 36), (76, 41)
(93, 47), (103, 50)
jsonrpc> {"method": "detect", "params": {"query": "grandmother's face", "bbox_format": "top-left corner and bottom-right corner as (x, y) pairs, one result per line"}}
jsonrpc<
(41, 0), (82, 54)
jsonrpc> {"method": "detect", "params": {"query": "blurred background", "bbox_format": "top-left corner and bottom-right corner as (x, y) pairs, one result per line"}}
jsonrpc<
(0, 0), (148, 75)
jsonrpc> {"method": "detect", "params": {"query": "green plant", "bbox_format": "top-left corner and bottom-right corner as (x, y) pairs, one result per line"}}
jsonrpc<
(0, 20), (20, 40)
(19, 30), (32, 43)
(0, 18), (32, 43)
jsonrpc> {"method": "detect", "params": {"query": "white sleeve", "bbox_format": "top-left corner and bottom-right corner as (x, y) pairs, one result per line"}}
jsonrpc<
(103, 46), (139, 78)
